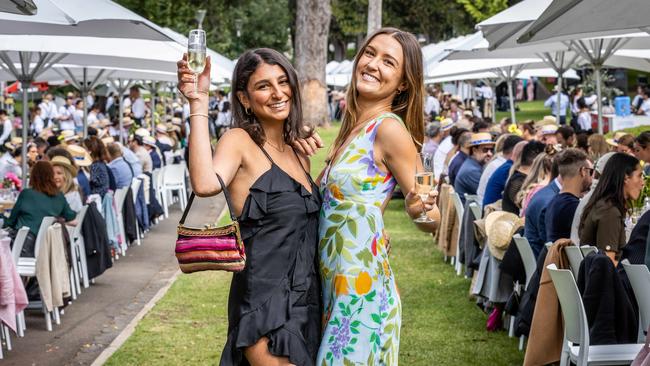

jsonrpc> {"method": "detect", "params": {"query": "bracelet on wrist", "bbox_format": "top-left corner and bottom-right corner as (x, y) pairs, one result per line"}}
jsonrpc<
(189, 113), (209, 119)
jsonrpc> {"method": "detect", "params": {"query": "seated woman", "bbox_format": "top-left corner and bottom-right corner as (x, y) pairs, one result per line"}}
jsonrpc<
(51, 155), (83, 212)
(579, 153), (644, 263)
(4, 161), (77, 257)
(83, 136), (114, 198)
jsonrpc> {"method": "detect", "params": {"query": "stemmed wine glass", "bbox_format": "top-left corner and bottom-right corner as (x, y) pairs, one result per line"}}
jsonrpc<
(414, 152), (436, 223)
(187, 29), (207, 93)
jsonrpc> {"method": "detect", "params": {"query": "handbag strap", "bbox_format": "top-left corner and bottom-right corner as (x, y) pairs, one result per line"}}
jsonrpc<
(179, 173), (237, 224)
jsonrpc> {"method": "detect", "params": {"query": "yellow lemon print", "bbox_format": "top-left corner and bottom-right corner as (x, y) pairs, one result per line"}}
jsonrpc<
(355, 271), (372, 295)
(334, 274), (349, 296)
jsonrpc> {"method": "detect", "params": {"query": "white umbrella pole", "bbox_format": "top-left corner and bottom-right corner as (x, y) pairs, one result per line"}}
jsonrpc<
(0, 82), (4, 110)
(595, 65), (603, 134)
(507, 77), (516, 123)
(556, 74), (563, 123)
(20, 80), (29, 184)
(82, 67), (88, 138)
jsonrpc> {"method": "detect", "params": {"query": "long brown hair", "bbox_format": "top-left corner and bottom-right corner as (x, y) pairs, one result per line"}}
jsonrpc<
(30, 161), (59, 196)
(329, 27), (425, 161)
(231, 48), (310, 146)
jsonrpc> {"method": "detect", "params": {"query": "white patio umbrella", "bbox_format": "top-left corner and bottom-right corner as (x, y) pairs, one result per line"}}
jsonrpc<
(0, 0), (180, 182)
(0, 0), (37, 15)
(518, 0), (650, 45)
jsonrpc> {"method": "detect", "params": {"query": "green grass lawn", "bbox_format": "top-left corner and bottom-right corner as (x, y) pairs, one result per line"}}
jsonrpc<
(106, 120), (525, 366)
(495, 100), (547, 123)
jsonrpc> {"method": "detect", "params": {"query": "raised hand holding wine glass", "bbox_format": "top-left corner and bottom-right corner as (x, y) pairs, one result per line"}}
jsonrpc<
(413, 152), (436, 223)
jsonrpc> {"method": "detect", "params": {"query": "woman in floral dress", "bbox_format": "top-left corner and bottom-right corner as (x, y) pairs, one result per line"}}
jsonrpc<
(316, 28), (441, 365)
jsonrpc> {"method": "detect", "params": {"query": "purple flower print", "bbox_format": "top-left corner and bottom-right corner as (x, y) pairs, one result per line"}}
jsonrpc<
(379, 290), (389, 313)
(330, 317), (351, 358)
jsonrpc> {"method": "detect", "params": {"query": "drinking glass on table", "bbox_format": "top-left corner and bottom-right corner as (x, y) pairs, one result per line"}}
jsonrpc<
(414, 152), (436, 223)
(187, 29), (207, 93)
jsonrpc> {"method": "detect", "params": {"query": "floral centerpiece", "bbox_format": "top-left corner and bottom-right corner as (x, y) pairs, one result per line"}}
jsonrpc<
(3, 172), (22, 191)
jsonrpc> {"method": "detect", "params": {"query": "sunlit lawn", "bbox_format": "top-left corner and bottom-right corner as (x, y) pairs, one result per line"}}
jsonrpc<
(106, 110), (534, 366)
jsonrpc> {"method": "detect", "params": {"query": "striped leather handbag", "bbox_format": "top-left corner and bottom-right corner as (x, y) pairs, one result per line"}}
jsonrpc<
(175, 174), (245, 273)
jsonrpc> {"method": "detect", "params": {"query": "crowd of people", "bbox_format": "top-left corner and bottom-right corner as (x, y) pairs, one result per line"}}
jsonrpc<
(428, 98), (650, 363)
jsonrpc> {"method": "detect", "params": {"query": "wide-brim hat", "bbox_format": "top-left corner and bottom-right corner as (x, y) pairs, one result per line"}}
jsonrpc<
(540, 124), (558, 135)
(469, 132), (495, 147)
(102, 136), (115, 145)
(122, 117), (134, 127)
(486, 211), (524, 260)
(155, 123), (168, 134)
(50, 155), (78, 176)
(606, 132), (631, 147)
(135, 128), (150, 138)
(440, 118), (454, 131)
(66, 145), (92, 167)
(143, 135), (157, 147)
(535, 115), (558, 128)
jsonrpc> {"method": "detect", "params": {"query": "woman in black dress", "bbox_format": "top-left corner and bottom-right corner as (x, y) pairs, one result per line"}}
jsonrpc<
(178, 48), (321, 365)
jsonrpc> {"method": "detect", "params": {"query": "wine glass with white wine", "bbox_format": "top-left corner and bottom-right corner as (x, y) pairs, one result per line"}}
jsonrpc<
(187, 29), (207, 94)
(414, 152), (436, 223)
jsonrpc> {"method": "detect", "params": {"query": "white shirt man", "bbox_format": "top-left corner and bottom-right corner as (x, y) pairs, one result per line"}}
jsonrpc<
(0, 113), (12, 145)
(131, 97), (145, 120)
(58, 97), (76, 131)
(476, 154), (506, 206)
(38, 95), (58, 124)
(424, 95), (440, 117)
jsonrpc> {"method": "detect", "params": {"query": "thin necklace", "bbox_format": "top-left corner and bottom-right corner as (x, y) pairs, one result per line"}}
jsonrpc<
(266, 140), (286, 153)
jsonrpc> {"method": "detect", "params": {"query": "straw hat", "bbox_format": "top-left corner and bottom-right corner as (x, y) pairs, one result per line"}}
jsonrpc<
(4, 137), (21, 152)
(486, 211), (524, 260)
(143, 135), (157, 147)
(155, 123), (168, 134)
(60, 129), (80, 142)
(440, 118), (454, 131)
(67, 145), (92, 167)
(50, 155), (78, 176)
(135, 128), (150, 138)
(102, 136), (115, 145)
(535, 115), (558, 127)
(606, 132), (631, 147)
(540, 124), (558, 135)
(171, 117), (182, 125)
(469, 132), (495, 147)
(122, 117), (134, 127)
(462, 110), (473, 117)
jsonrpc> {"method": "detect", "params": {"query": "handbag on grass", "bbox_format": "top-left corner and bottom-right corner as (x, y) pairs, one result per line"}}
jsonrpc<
(175, 173), (245, 274)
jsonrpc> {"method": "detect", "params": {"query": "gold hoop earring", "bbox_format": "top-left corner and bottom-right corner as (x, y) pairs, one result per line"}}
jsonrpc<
(396, 89), (402, 95)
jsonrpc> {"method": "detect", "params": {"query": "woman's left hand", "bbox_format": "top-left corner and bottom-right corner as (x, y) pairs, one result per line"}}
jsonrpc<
(405, 189), (439, 219)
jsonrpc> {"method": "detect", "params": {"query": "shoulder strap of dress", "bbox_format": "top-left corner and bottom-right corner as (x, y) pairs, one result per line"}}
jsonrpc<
(258, 145), (275, 164)
(291, 148), (313, 183)
(377, 112), (405, 126)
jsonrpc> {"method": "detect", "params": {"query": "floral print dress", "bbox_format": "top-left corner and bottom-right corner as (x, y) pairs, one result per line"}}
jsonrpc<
(317, 113), (402, 365)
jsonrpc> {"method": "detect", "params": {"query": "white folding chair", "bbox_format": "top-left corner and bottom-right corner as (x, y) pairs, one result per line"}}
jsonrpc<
(161, 163), (187, 218)
(68, 205), (89, 293)
(548, 264), (643, 366)
(130, 179), (142, 246)
(564, 245), (585, 281)
(16, 217), (57, 331)
(469, 202), (482, 220)
(580, 245), (598, 257)
(513, 234), (537, 350)
(9, 227), (29, 337)
(450, 192), (464, 275)
(621, 260), (650, 341)
(114, 187), (130, 256)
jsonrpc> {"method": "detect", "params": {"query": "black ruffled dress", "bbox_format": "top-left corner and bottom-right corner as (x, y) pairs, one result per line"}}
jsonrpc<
(219, 148), (322, 366)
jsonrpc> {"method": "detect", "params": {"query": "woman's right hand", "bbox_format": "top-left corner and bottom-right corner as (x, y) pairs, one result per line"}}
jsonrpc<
(177, 53), (211, 101)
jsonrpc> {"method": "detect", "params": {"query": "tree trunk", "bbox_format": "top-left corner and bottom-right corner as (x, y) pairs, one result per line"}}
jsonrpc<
(367, 0), (382, 35)
(295, 0), (331, 127)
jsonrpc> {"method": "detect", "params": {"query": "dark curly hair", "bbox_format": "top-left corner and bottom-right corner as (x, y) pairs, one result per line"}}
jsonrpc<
(231, 48), (311, 146)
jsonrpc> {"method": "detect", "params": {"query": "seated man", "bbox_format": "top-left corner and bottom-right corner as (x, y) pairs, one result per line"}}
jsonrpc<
(454, 132), (494, 205)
